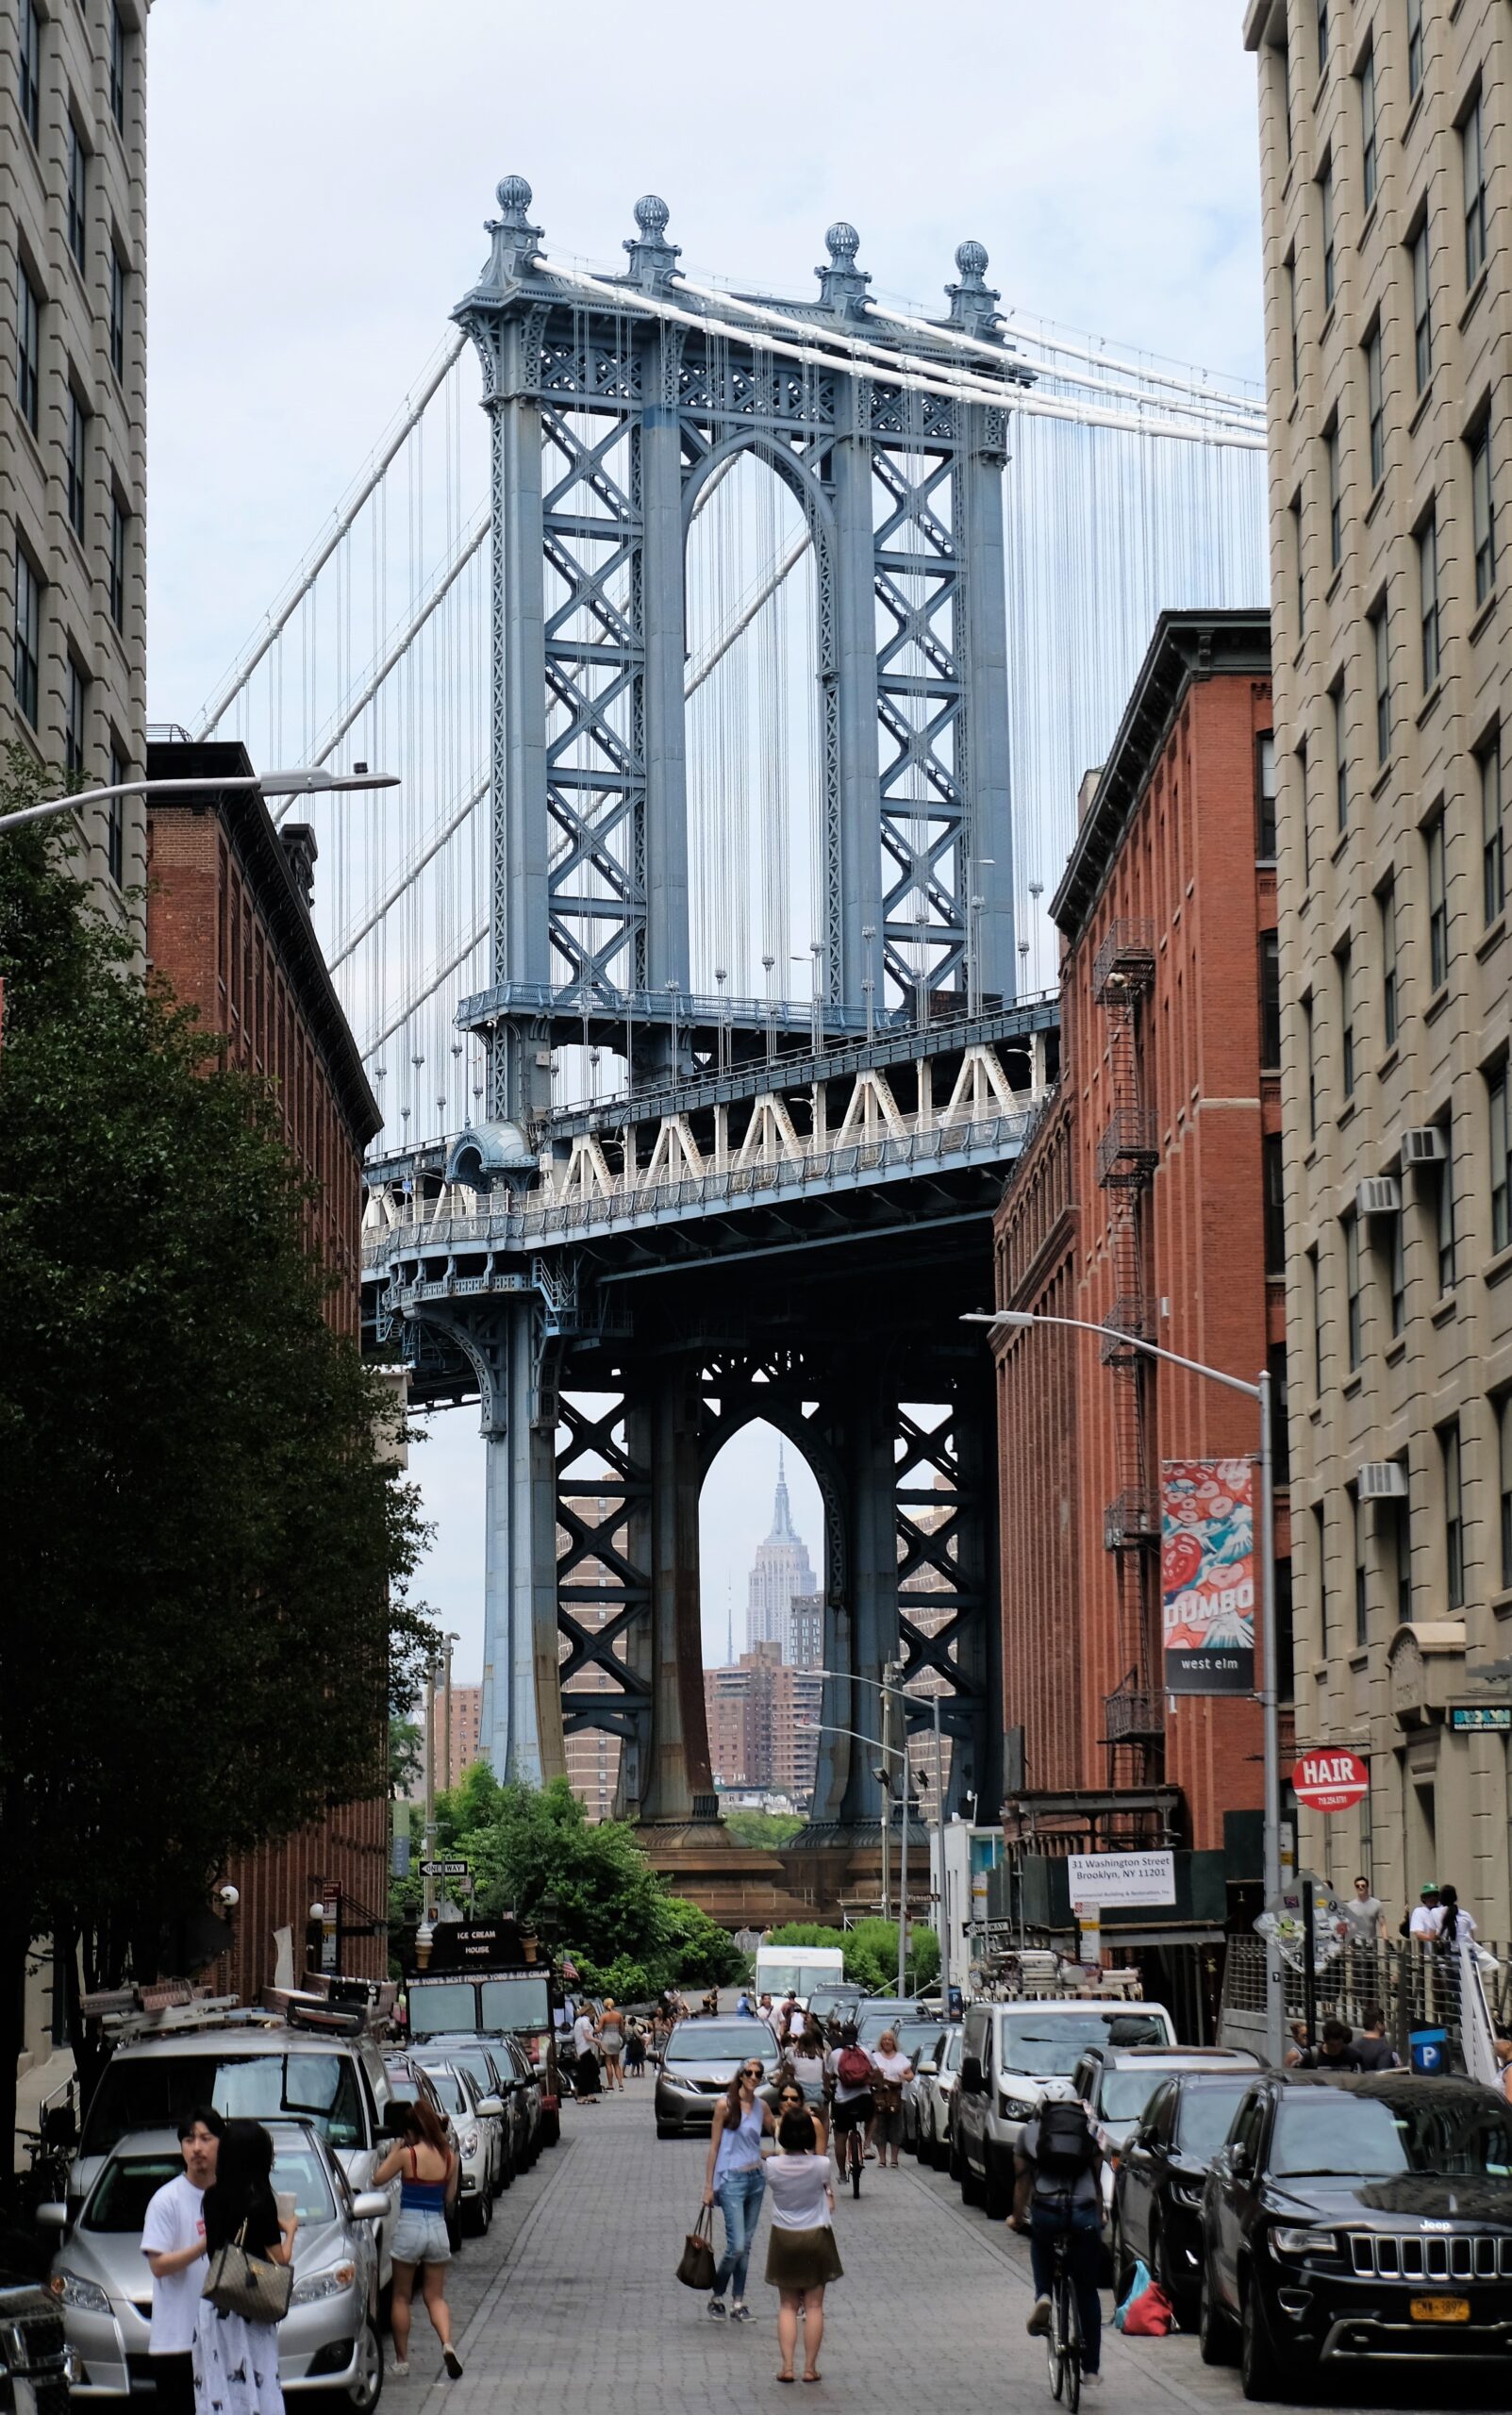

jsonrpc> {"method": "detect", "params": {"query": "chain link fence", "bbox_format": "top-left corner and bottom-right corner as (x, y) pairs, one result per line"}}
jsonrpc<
(1218, 1933), (1511, 2070)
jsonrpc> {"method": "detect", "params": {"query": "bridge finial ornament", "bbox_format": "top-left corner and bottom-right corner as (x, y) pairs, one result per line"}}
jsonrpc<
(946, 238), (1003, 339)
(624, 192), (681, 290)
(482, 174), (544, 290)
(817, 220), (872, 317)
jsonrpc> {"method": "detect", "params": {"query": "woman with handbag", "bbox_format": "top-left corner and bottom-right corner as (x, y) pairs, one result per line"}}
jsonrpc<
(701, 2054), (776, 2322)
(192, 2120), (295, 2415)
(373, 2100), (464, 2379)
(763, 2108), (841, 2383)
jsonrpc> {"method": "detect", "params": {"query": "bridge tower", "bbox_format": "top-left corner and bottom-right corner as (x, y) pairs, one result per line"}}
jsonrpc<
(367, 178), (1055, 1854)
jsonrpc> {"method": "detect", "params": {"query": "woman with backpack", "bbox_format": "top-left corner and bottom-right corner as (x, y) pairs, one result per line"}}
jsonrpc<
(823, 2023), (874, 2180)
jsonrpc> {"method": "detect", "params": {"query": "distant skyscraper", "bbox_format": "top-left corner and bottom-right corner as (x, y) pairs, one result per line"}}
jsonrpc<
(745, 1447), (817, 1662)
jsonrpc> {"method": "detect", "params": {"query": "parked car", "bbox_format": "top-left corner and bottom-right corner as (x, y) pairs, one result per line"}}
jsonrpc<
(0, 2273), (70, 2415)
(381, 2055), (462, 2248)
(1200, 2072), (1512, 2400)
(409, 2064), (503, 2236)
(854, 2000), (922, 2048)
(1112, 2067), (1260, 2324)
(414, 2039), (518, 2190)
(806, 1988), (862, 2030)
(954, 1999), (1176, 2219)
(495, 2033), (545, 2166)
(1072, 2044), (1259, 2212)
(653, 2020), (781, 2140)
(904, 2026), (961, 2167)
(73, 2022), (404, 2286)
(42, 2121), (387, 2409)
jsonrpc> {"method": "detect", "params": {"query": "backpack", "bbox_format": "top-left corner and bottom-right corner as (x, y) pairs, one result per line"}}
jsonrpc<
(837, 2045), (872, 2089)
(1036, 2099), (1095, 2179)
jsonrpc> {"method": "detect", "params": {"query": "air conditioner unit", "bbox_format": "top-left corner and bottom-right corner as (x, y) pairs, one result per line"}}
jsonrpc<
(1356, 1175), (1402, 1216)
(1400, 1125), (1448, 1168)
(1358, 1461), (1408, 1500)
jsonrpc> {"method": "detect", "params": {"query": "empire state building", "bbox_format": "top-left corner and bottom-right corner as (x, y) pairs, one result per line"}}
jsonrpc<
(745, 1447), (817, 1664)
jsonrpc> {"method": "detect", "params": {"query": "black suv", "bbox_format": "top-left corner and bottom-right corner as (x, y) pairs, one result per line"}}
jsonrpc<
(1113, 2067), (1258, 2326)
(1200, 2071), (1512, 2399)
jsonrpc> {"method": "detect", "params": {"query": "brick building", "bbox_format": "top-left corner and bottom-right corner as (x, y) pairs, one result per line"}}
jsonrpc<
(994, 609), (1288, 1873)
(145, 734), (389, 1997)
(704, 1643), (822, 1802)
(428, 1683), (483, 1791)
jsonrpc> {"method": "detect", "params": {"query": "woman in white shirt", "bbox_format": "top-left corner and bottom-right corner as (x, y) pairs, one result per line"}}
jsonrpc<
(868, 2029), (914, 2171)
(762, 2109), (842, 2383)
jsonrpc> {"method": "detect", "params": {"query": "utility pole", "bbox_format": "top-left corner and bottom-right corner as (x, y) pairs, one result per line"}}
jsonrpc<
(878, 1676), (891, 1921)
(892, 1658), (910, 1998)
(423, 1657), (439, 1924)
(442, 1639), (455, 1793)
(932, 1690), (948, 2003)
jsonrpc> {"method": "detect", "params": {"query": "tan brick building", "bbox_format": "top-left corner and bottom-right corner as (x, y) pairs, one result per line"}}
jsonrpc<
(2, 1), (147, 927)
(1245, 0), (1512, 1932)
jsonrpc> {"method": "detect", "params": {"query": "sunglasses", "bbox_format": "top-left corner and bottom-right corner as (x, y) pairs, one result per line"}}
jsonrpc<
(742, 2065), (764, 2078)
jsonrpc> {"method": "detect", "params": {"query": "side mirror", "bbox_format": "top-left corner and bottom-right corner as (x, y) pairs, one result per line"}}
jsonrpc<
(919, 2060), (938, 2077)
(35, 2203), (67, 2231)
(1229, 2141), (1252, 2179)
(960, 2055), (984, 2096)
(475, 2095), (504, 2119)
(351, 2191), (390, 2223)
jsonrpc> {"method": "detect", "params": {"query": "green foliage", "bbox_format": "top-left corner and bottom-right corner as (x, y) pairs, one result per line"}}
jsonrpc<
(389, 1719), (424, 1800)
(721, 1807), (805, 1850)
(0, 763), (437, 2083)
(764, 1918), (939, 1994)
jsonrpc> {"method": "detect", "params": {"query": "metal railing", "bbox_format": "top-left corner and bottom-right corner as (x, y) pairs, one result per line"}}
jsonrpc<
(1094, 1105), (1158, 1189)
(1101, 1686), (1164, 1744)
(1220, 1933), (1512, 2070)
(1091, 918), (1156, 1003)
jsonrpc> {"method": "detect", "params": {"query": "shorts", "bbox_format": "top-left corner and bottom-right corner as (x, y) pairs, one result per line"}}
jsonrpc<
(831, 2093), (872, 2135)
(391, 2207), (452, 2266)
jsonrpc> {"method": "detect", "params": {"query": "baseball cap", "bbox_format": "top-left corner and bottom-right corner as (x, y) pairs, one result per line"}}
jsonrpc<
(1421, 1881), (1440, 1896)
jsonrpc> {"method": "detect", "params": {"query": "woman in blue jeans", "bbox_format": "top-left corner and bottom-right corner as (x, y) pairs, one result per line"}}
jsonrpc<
(701, 2053), (776, 2322)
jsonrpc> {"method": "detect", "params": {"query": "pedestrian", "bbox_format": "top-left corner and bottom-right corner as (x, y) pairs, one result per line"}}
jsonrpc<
(1406, 1882), (1440, 1941)
(1013, 2079), (1104, 2389)
(868, 2028), (914, 2170)
(623, 2019), (647, 2079)
(141, 2107), (224, 2415)
(1493, 2023), (1512, 2104)
(779, 1991), (804, 2047)
(758, 1991), (776, 2031)
(571, 2003), (601, 2104)
(789, 2024), (826, 2112)
(701, 2049), (776, 2323)
(773, 2076), (827, 2158)
(737, 1987), (755, 2018)
(1352, 2004), (1399, 2071)
(192, 2119), (296, 2415)
(1434, 1882), (1478, 1950)
(374, 2098), (463, 2379)
(597, 1998), (626, 2091)
(763, 2108), (841, 2384)
(1289, 2018), (1361, 2072)
(823, 2023), (874, 2174)
(1342, 1875), (1384, 1946)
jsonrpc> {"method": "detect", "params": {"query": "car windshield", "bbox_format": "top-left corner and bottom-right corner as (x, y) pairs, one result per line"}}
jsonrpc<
(434, 2048), (495, 2092)
(1175, 2082), (1251, 2161)
(419, 2070), (468, 2114)
(999, 2012), (1169, 2076)
(669, 2025), (769, 2062)
(85, 2141), (336, 2233)
(82, 2054), (365, 2155)
(1271, 2093), (1512, 2179)
(941, 2032), (963, 2073)
(889, 2024), (943, 2063)
(757, 1963), (839, 1996)
(1099, 2072), (1164, 2122)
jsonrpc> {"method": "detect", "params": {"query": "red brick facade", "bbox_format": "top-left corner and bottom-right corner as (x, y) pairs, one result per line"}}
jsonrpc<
(994, 613), (1288, 1857)
(145, 740), (389, 1995)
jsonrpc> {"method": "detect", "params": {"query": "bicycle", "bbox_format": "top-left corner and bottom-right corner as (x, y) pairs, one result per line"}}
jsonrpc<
(1043, 2227), (1083, 2411)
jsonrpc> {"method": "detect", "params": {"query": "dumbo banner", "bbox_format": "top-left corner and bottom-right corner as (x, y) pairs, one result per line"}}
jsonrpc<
(1160, 1457), (1255, 1694)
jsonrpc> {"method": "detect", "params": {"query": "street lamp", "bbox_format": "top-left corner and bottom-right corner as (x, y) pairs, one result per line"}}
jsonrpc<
(965, 1307), (1284, 2068)
(0, 764), (401, 838)
(801, 1714), (922, 1995)
(808, 1664), (953, 1998)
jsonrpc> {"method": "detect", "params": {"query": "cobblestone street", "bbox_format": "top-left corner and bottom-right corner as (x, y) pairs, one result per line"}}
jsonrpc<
(377, 2088), (1498, 2415)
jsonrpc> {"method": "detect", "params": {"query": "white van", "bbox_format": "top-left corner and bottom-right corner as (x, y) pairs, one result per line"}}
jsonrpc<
(953, 1997), (1176, 2219)
(753, 1944), (845, 2007)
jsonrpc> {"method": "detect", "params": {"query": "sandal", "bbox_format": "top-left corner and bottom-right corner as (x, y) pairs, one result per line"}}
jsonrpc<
(777, 2374), (795, 2386)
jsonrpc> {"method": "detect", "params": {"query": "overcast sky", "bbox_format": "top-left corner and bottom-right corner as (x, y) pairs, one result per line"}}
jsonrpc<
(145, 2), (1265, 1686)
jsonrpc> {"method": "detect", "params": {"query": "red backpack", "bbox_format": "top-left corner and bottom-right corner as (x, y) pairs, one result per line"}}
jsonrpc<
(837, 2045), (872, 2088)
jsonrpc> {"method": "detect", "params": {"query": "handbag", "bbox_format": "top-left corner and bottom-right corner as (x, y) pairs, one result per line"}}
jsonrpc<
(203, 2219), (294, 2324)
(675, 2205), (717, 2292)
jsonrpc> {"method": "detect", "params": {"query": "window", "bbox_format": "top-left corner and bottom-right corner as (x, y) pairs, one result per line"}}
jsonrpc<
(1353, 1490), (1368, 1648)
(1260, 932), (1282, 1069)
(1387, 1208), (1405, 1339)
(1441, 1423), (1464, 1612)
(1263, 1133), (1287, 1274)
(1437, 1125), (1456, 1293)
(1300, 739), (1313, 887)
(1321, 162), (1337, 312)
(1325, 420), (1342, 570)
(1304, 994), (1318, 1140)
(1270, 1341), (1290, 1487)
(1287, 254), (1300, 391)
(17, 0), (40, 144)
(67, 122), (88, 272)
(1256, 732), (1277, 858)
(1332, 680), (1348, 830)
(107, 741), (125, 888)
(1344, 1209), (1362, 1369)
(1360, 43), (1378, 212)
(1308, 1246), (1323, 1395)
(1407, 0), (1423, 101)
(1366, 324), (1385, 489)
(66, 390), (88, 541)
(1427, 811), (1447, 991)
(16, 258), (41, 434)
(1491, 1062), (1512, 1253)
(1463, 92), (1487, 288)
(1392, 1491), (1412, 1624)
(1482, 734), (1504, 926)
(65, 658), (87, 780)
(109, 494), (127, 631)
(13, 544), (42, 729)
(1314, 1504), (1329, 1658)
(1500, 1397), (1512, 1591)
(1371, 598), (1390, 760)
(1380, 878), (1399, 1047)
(110, 7), (127, 134)
(1419, 511), (1440, 691)
(1470, 423), (1496, 606)
(1338, 941), (1355, 1099)
(1291, 494), (1305, 638)
(1316, 0), (1329, 78)
(109, 249), (125, 384)
(1411, 221), (1432, 393)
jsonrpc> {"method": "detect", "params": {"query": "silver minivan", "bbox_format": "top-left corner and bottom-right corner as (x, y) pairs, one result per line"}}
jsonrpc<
(953, 1998), (1176, 2219)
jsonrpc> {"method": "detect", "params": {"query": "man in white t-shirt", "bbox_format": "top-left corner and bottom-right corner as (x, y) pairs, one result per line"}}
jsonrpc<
(1408, 1883), (1441, 1940)
(141, 2108), (224, 2415)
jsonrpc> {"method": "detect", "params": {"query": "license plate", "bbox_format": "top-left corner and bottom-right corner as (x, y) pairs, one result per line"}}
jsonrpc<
(1409, 2295), (1470, 2323)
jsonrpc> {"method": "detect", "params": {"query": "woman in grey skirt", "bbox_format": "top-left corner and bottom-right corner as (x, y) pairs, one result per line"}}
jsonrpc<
(763, 2109), (841, 2383)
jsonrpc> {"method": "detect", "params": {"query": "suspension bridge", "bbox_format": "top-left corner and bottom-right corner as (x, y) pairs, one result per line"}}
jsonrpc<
(196, 177), (1268, 1892)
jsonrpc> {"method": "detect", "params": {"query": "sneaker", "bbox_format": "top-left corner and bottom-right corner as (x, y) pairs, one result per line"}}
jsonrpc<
(1026, 2299), (1052, 2338)
(388, 2363), (409, 2380)
(442, 2347), (464, 2379)
(1080, 2373), (1102, 2389)
(730, 2303), (753, 2323)
(707, 2298), (727, 2320)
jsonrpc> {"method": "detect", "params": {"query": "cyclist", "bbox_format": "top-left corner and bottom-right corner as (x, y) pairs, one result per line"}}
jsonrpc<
(824, 2023), (874, 2181)
(1011, 2078), (1104, 2387)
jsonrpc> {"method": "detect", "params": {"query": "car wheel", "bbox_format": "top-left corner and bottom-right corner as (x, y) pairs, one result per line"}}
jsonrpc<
(1198, 2263), (1236, 2367)
(1110, 2211), (1135, 2304)
(345, 2316), (383, 2414)
(497, 2151), (514, 2192)
(959, 2148), (985, 2208)
(1239, 2277), (1286, 2402)
(464, 2183), (492, 2238)
(656, 2123), (677, 2140)
(947, 2131), (963, 2183)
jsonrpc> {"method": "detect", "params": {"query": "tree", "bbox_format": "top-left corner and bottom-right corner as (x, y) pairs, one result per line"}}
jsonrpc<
(0, 770), (437, 2142)
(763, 1919), (939, 1994)
(722, 1807), (805, 1850)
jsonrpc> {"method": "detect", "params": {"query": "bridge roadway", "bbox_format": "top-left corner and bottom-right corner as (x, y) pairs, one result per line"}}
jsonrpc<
(378, 2086), (1469, 2415)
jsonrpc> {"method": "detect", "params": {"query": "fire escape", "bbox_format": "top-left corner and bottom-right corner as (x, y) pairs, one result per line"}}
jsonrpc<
(1091, 919), (1162, 1776)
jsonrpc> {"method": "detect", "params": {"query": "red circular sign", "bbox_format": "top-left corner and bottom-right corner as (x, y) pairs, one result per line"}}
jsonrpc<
(1291, 1750), (1369, 1814)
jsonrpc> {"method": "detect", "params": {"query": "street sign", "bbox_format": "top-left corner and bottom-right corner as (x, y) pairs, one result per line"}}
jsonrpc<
(1450, 1703), (1512, 1732)
(1064, 1849), (1175, 1907)
(1290, 1750), (1369, 1813)
(1074, 1901), (1103, 1966)
(419, 1857), (472, 1878)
